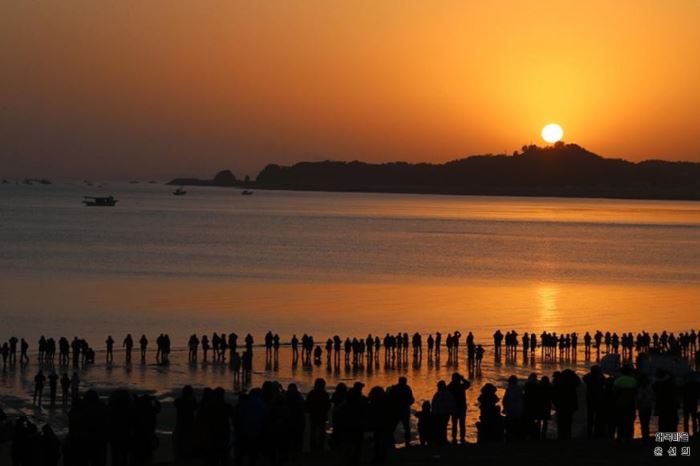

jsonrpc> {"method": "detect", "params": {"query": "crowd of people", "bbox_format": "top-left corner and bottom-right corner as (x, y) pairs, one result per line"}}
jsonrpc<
(3, 362), (699, 466)
(3, 329), (698, 373)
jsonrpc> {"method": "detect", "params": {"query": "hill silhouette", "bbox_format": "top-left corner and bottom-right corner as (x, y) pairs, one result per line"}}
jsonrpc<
(167, 169), (238, 187)
(254, 143), (700, 200)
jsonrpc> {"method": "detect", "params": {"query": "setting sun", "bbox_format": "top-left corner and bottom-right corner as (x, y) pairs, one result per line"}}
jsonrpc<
(541, 124), (564, 144)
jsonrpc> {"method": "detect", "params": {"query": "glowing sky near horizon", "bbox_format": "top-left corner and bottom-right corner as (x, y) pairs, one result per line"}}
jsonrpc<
(1, 1), (699, 179)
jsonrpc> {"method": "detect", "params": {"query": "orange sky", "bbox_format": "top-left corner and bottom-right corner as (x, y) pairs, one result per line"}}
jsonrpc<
(1, 1), (699, 180)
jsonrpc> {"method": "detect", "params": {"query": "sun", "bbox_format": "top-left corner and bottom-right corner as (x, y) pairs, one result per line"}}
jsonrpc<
(541, 123), (564, 144)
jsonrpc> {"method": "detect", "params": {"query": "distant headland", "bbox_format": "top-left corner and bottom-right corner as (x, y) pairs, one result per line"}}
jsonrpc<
(167, 169), (244, 187)
(168, 143), (700, 200)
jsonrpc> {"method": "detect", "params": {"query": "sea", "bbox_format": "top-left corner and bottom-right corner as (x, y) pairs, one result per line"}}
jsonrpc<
(1, 181), (699, 439)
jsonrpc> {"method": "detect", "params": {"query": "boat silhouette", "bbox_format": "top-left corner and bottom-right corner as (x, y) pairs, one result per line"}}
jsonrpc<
(83, 196), (118, 206)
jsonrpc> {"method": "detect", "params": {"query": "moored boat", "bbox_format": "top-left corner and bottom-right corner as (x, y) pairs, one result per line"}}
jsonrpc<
(83, 196), (118, 206)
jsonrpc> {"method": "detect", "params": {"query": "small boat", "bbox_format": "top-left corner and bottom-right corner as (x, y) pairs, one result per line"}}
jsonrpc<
(173, 187), (187, 196)
(83, 196), (118, 206)
(241, 190), (254, 196)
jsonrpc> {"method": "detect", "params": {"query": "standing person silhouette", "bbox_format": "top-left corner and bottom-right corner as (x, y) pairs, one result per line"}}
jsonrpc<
(228, 333), (238, 362)
(139, 334), (148, 363)
(1, 342), (8, 370)
(493, 330), (503, 357)
(273, 333), (280, 363)
(48, 370), (58, 407)
(475, 345), (485, 374)
(173, 385), (198, 459)
(245, 333), (254, 353)
(33, 370), (46, 406)
(306, 378), (331, 452)
(8, 336), (18, 364)
(583, 365), (606, 438)
(122, 334), (133, 364)
(188, 334), (199, 363)
(60, 373), (70, 406)
(265, 331), (273, 363)
(552, 369), (581, 440)
(105, 336), (114, 364)
(70, 372), (80, 404)
(390, 376), (415, 447)
(447, 372), (470, 443)
(201, 334), (210, 362)
(20, 338), (29, 364)
(232, 351), (242, 383)
(431, 380), (455, 445)
(291, 334), (299, 363)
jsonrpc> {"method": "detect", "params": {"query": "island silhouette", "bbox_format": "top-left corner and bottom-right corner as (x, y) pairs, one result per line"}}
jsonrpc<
(168, 143), (700, 200)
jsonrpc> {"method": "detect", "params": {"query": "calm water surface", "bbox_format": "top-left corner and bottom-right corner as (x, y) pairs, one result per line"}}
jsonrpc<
(0, 182), (698, 438)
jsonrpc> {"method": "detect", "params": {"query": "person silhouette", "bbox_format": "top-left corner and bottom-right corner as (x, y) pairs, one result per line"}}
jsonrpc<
(273, 333), (280, 363)
(431, 380), (455, 445)
(105, 390), (130, 466)
(201, 334), (210, 362)
(367, 385), (391, 463)
(415, 400), (433, 446)
(173, 385), (198, 459)
(654, 369), (679, 432)
(313, 345), (323, 365)
(188, 334), (199, 363)
(265, 331), (274, 360)
(552, 369), (581, 440)
(48, 371), (58, 407)
(123, 334), (133, 364)
(305, 378), (330, 452)
(636, 373), (654, 443)
(70, 372), (80, 404)
(475, 344), (484, 374)
(503, 375), (524, 440)
(245, 333), (254, 353)
(389, 376), (415, 447)
(493, 330), (503, 357)
(583, 365), (606, 439)
(139, 334), (148, 363)
(20, 338), (29, 365)
(156, 333), (164, 363)
(9, 336), (18, 364)
(447, 372), (470, 443)
(476, 383), (504, 443)
(105, 335), (114, 364)
(291, 334), (299, 363)
(41, 424), (61, 466)
(1, 342), (8, 371)
(60, 373), (70, 406)
(228, 332), (238, 362)
(232, 351), (242, 383)
(435, 332), (442, 358)
(33, 370), (46, 406)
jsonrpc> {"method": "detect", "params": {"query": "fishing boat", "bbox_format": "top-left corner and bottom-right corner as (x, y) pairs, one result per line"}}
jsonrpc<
(241, 190), (254, 196)
(173, 187), (187, 196)
(83, 196), (118, 206)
